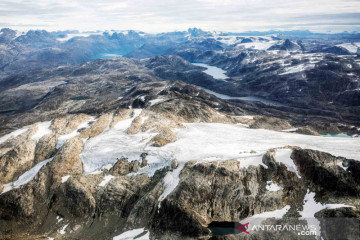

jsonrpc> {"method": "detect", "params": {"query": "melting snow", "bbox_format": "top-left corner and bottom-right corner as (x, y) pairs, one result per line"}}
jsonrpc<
(59, 224), (69, 235)
(99, 175), (115, 187)
(56, 117), (95, 149)
(113, 228), (149, 240)
(337, 43), (359, 54)
(238, 40), (279, 50)
(281, 128), (298, 132)
(0, 128), (28, 145)
(337, 162), (348, 171)
(266, 181), (283, 192)
(239, 115), (254, 120)
(238, 154), (268, 169)
(56, 216), (63, 223)
(240, 205), (290, 230)
(149, 98), (166, 106)
(274, 149), (301, 178)
(279, 64), (314, 75)
(299, 190), (354, 237)
(31, 121), (52, 142)
(2, 158), (53, 194)
(82, 121), (360, 176)
(61, 175), (71, 183)
(80, 109), (152, 174)
(158, 163), (184, 206)
(80, 120), (360, 202)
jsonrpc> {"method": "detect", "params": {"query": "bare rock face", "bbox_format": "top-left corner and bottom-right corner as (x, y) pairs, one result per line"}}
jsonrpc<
(110, 109), (133, 128)
(152, 97), (232, 124)
(60, 176), (97, 217)
(316, 208), (360, 240)
(50, 137), (84, 180)
(127, 116), (143, 134)
(151, 160), (283, 238)
(291, 149), (360, 196)
(0, 128), (37, 183)
(141, 153), (148, 167)
(0, 145), (359, 239)
(34, 133), (56, 163)
(151, 126), (177, 147)
(109, 158), (141, 176)
(51, 114), (93, 135)
(296, 126), (320, 136)
(250, 116), (293, 131)
(78, 113), (113, 139)
(310, 122), (341, 135)
(171, 159), (178, 169)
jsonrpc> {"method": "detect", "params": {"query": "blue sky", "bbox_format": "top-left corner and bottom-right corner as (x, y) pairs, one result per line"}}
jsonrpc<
(0, 0), (359, 33)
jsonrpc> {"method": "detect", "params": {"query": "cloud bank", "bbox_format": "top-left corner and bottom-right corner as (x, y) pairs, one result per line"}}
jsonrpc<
(1, 0), (359, 33)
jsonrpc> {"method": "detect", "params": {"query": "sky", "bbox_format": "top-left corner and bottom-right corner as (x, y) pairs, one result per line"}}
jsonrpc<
(0, 0), (359, 33)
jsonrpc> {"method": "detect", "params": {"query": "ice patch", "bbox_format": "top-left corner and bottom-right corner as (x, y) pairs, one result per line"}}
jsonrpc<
(158, 163), (184, 206)
(337, 162), (348, 171)
(275, 149), (301, 178)
(299, 190), (354, 237)
(238, 154), (268, 169)
(281, 128), (298, 132)
(2, 158), (53, 194)
(61, 175), (71, 183)
(149, 98), (166, 106)
(0, 128), (28, 145)
(193, 63), (228, 80)
(113, 228), (149, 240)
(266, 181), (283, 192)
(99, 175), (115, 187)
(239, 115), (254, 120)
(337, 43), (359, 54)
(56, 216), (63, 223)
(59, 224), (69, 235)
(31, 121), (52, 142)
(279, 64), (314, 75)
(238, 40), (279, 50)
(80, 109), (152, 174)
(141, 116), (149, 124)
(83, 121), (360, 178)
(240, 205), (290, 231)
(56, 117), (95, 149)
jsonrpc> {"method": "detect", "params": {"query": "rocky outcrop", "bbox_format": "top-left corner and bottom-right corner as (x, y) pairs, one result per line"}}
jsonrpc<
(295, 126), (320, 136)
(250, 116), (293, 131)
(109, 158), (140, 176)
(291, 149), (360, 196)
(151, 126), (177, 147)
(0, 127), (39, 183)
(151, 159), (283, 239)
(268, 39), (302, 51)
(0, 144), (359, 239)
(50, 138), (84, 180)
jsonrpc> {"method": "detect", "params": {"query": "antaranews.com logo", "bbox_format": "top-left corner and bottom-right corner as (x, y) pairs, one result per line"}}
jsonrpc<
(238, 222), (317, 236)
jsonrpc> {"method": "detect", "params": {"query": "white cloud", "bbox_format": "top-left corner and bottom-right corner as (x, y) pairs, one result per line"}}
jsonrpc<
(0, 0), (359, 33)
